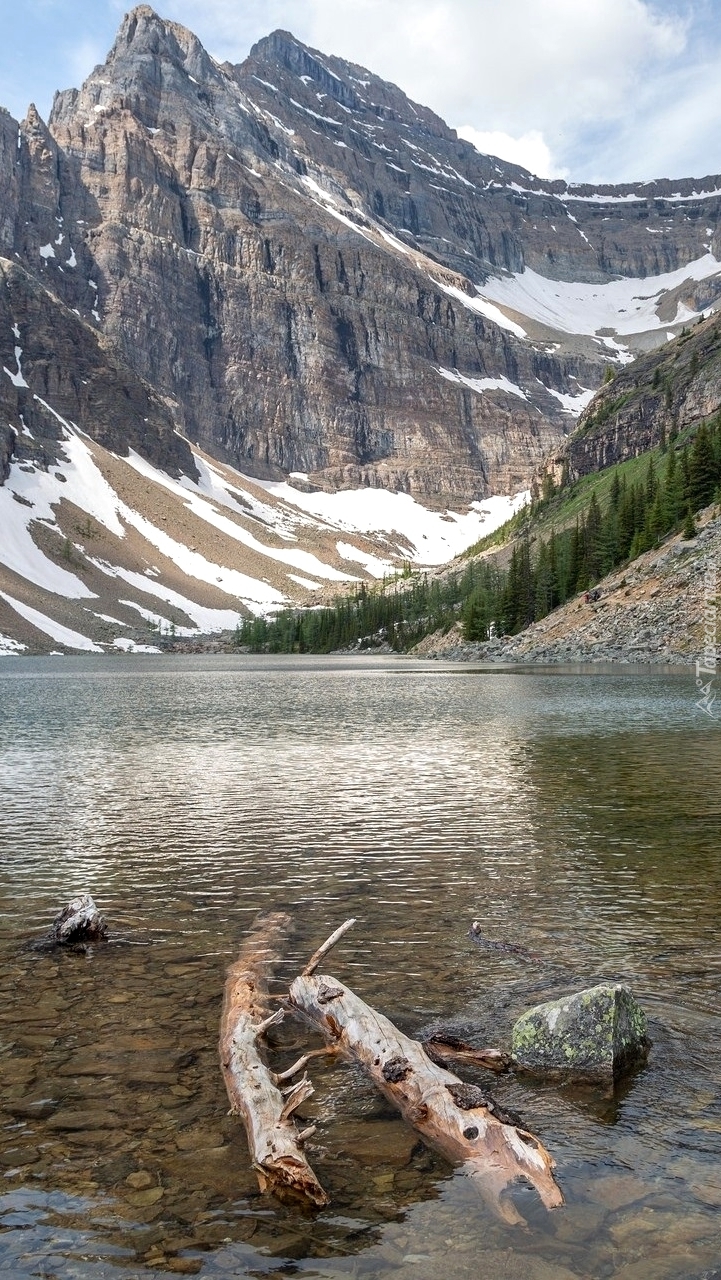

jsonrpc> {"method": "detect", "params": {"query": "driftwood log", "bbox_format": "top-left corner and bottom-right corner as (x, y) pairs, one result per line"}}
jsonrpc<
(290, 968), (563, 1224)
(422, 1037), (511, 1074)
(219, 912), (328, 1207)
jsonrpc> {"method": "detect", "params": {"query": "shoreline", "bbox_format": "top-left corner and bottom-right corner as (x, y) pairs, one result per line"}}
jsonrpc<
(2, 510), (717, 667)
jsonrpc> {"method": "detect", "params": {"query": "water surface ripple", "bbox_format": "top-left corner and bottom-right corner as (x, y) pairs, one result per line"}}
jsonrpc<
(0, 655), (719, 1279)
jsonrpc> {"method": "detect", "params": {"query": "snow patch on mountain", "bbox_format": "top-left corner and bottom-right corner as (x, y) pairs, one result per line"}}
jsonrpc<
(85, 559), (250, 631)
(0, 632), (27, 655)
(113, 638), (162, 653)
(3, 344), (28, 388)
(437, 366), (528, 400)
(544, 386), (595, 415)
(0, 458), (98, 598)
(479, 254), (721, 337)
(251, 476), (529, 565)
(432, 279), (528, 338)
(0, 589), (103, 651)
(335, 541), (393, 577)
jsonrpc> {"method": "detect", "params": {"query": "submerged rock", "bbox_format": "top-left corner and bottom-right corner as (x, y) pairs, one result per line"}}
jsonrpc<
(511, 983), (649, 1084)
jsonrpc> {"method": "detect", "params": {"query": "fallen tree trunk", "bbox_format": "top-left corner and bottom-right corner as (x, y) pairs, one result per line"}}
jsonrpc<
(219, 912), (328, 1207)
(290, 972), (563, 1224)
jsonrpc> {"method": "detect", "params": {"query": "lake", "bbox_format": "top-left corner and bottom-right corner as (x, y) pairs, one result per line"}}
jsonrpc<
(0, 655), (719, 1279)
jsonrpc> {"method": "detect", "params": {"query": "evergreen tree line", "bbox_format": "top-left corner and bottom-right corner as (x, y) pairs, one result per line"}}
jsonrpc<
(466, 416), (721, 638)
(236, 560), (504, 653)
(238, 417), (721, 653)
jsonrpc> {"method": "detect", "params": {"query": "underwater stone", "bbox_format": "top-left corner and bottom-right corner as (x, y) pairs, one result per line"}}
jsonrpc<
(511, 983), (649, 1083)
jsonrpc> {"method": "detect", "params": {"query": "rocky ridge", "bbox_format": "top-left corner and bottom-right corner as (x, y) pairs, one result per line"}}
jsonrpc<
(566, 312), (721, 478)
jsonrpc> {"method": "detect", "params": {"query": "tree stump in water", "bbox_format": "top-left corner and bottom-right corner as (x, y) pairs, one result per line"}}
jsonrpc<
(52, 895), (107, 944)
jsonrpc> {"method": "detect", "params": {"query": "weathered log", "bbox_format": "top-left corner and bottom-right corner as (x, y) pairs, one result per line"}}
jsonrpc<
(53, 894), (107, 944)
(290, 972), (563, 1224)
(219, 913), (329, 1207)
(422, 1037), (511, 1074)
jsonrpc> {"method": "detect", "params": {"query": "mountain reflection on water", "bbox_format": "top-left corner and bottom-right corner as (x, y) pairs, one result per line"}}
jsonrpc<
(0, 655), (719, 1279)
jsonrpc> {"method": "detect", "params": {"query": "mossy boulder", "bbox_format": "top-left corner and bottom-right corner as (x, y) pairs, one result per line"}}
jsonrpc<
(511, 984), (649, 1084)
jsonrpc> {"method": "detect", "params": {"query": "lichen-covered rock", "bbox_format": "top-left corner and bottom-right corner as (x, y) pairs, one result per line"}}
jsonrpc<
(511, 984), (649, 1084)
(52, 894), (108, 944)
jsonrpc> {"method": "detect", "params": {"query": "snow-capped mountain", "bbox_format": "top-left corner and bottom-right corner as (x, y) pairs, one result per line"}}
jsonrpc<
(1, 5), (720, 651)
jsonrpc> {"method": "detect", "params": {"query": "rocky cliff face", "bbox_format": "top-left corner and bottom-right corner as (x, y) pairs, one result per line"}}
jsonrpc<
(568, 313), (721, 477)
(2, 6), (720, 505)
(0, 257), (196, 479)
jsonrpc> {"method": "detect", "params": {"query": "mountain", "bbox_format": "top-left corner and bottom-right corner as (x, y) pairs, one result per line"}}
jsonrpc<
(567, 311), (721, 477)
(1, 5), (721, 653)
(6, 6), (721, 499)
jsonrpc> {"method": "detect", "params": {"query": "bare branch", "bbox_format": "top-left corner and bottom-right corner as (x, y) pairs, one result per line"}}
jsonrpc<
(280, 1075), (315, 1120)
(272, 1044), (339, 1084)
(302, 918), (357, 976)
(254, 1008), (284, 1036)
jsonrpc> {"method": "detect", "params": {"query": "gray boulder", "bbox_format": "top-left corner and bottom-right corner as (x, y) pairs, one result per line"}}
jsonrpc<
(511, 983), (649, 1085)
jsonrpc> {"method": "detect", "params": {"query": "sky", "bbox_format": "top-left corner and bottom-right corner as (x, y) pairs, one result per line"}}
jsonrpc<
(1, 0), (721, 183)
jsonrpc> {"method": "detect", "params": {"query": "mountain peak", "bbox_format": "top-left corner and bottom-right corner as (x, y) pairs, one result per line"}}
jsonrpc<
(243, 27), (450, 134)
(49, 4), (219, 127)
(246, 28), (359, 108)
(22, 103), (45, 131)
(113, 5), (163, 51)
(111, 4), (210, 68)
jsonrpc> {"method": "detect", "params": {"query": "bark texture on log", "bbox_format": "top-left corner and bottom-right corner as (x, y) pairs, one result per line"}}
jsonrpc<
(422, 1038), (511, 1074)
(290, 973), (563, 1224)
(53, 894), (107, 944)
(220, 913), (328, 1207)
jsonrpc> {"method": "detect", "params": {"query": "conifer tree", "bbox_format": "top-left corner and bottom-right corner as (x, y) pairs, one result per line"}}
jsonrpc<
(689, 423), (717, 510)
(683, 506), (697, 539)
(533, 541), (553, 620)
(585, 492), (603, 582)
(649, 487), (668, 543)
(681, 444), (691, 505)
(568, 518), (581, 593)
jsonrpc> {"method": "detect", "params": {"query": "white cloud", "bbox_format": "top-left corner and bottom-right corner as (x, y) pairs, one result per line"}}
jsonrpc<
(456, 127), (563, 180)
(568, 45), (721, 182)
(155, 0), (703, 181)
